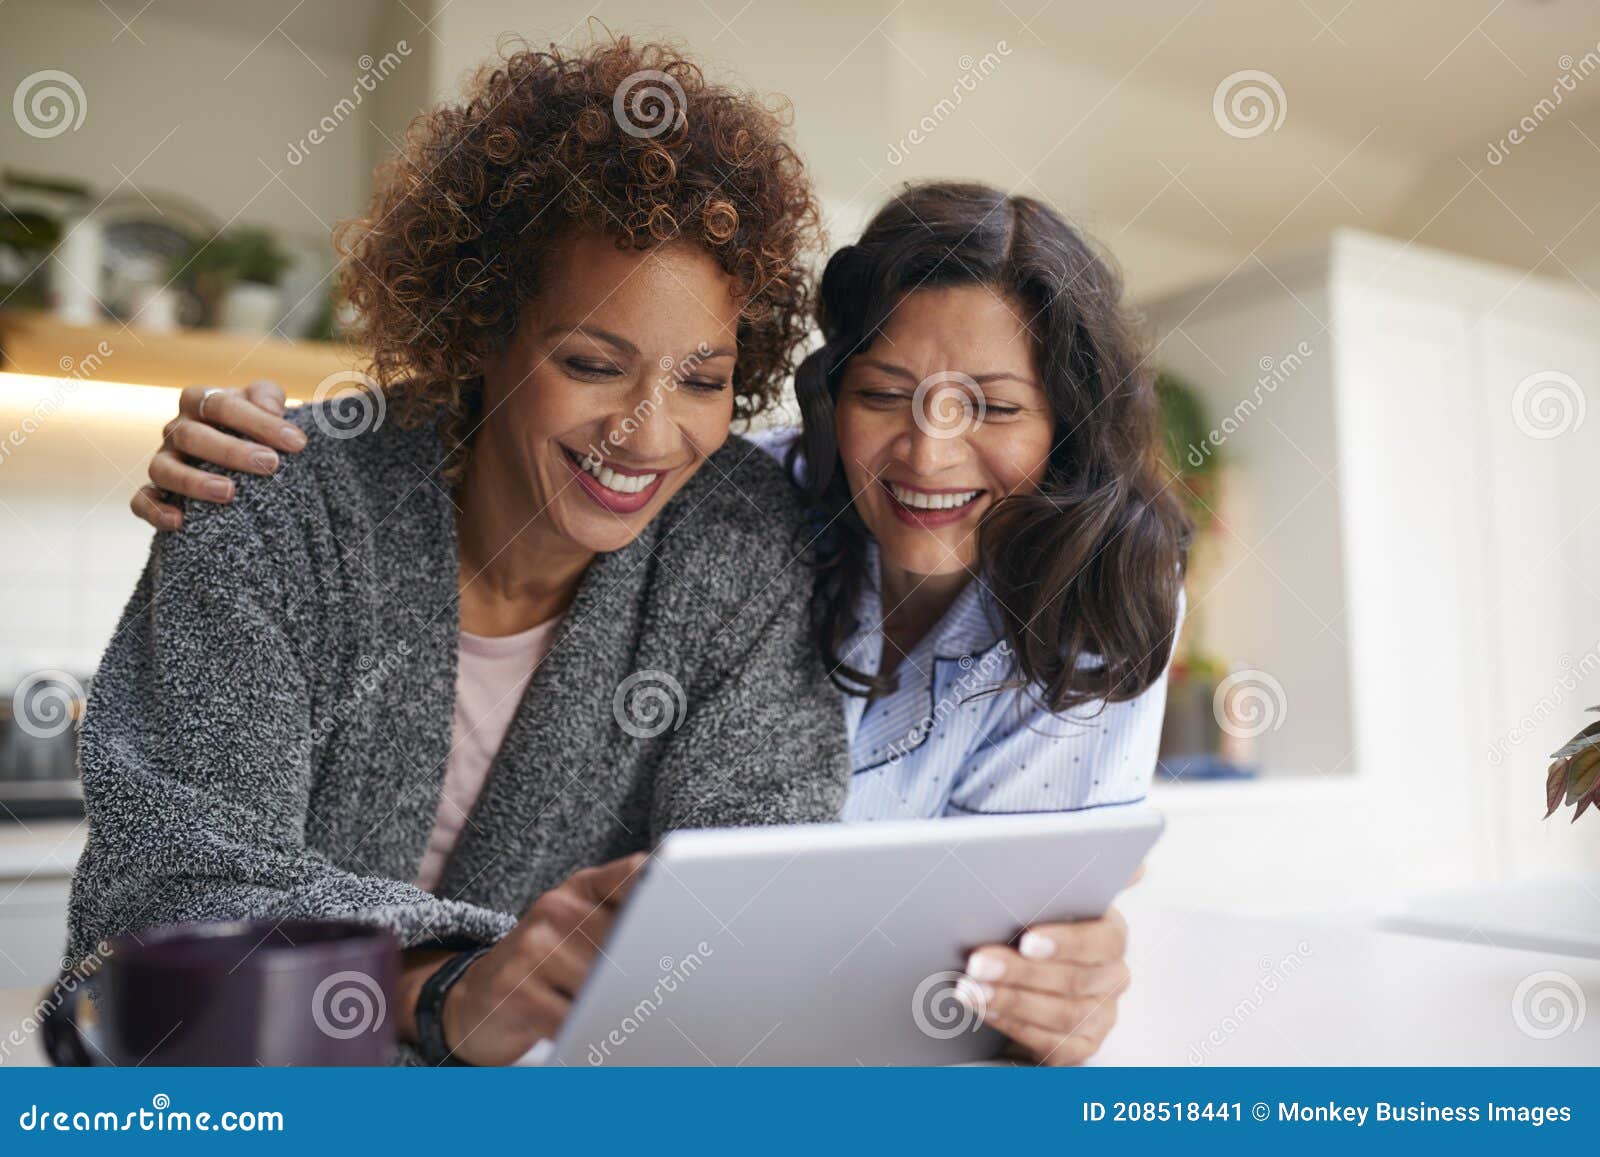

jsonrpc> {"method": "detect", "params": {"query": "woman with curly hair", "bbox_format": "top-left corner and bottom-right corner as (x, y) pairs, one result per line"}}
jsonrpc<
(73, 39), (845, 1067)
(118, 51), (1188, 1066)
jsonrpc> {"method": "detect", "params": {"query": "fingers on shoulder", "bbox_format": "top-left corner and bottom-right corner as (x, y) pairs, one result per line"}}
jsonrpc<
(130, 484), (182, 530)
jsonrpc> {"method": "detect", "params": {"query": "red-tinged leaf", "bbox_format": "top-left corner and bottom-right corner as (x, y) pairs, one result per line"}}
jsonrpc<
(1573, 791), (1593, 822)
(1565, 747), (1600, 806)
(1550, 720), (1600, 759)
(1547, 758), (1569, 818)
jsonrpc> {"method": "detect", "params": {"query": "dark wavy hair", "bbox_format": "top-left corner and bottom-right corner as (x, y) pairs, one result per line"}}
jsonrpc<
(333, 36), (822, 479)
(793, 181), (1190, 712)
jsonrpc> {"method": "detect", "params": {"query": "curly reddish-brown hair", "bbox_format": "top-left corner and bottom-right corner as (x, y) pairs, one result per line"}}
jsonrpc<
(333, 36), (822, 476)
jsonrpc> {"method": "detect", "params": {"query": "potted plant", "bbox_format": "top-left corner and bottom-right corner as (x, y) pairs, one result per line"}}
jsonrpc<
(1547, 707), (1600, 823)
(0, 170), (83, 313)
(0, 204), (60, 310)
(173, 227), (291, 333)
(1152, 371), (1249, 780)
(1156, 370), (1224, 528)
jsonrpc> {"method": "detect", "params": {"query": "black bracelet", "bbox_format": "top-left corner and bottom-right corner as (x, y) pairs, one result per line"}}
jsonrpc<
(414, 946), (492, 1066)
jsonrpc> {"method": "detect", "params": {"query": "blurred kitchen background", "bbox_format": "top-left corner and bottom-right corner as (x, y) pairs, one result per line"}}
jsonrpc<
(2, 0), (1599, 984)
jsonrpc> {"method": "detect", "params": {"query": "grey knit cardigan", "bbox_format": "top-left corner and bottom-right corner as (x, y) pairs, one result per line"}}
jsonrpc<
(66, 398), (849, 974)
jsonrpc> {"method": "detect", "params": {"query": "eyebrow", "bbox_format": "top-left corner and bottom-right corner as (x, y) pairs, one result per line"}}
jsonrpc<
(539, 325), (638, 356)
(539, 325), (736, 363)
(851, 357), (1035, 387)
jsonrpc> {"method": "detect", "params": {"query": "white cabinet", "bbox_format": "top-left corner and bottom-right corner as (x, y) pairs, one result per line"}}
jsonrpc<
(0, 877), (71, 987)
(0, 821), (84, 986)
(1142, 229), (1600, 912)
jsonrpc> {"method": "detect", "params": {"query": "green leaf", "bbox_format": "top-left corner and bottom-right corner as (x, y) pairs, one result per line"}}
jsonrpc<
(1549, 719), (1600, 759)
(1565, 747), (1600, 806)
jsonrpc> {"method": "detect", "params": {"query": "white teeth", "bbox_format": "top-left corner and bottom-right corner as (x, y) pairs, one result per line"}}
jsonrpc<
(576, 452), (658, 494)
(888, 483), (980, 511)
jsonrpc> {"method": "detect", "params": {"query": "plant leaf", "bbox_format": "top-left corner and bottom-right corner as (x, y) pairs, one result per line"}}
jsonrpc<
(1550, 720), (1600, 759)
(1565, 747), (1600, 806)
(1546, 758), (1569, 818)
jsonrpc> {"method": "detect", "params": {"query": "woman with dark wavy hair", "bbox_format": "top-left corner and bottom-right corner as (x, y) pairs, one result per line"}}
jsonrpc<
(769, 183), (1188, 1061)
(124, 73), (1181, 1062)
(790, 181), (1188, 824)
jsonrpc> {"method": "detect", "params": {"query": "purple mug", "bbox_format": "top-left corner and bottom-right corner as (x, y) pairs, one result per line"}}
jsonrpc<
(41, 918), (399, 1066)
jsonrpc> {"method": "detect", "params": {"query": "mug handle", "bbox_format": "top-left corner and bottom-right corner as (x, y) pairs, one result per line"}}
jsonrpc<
(39, 977), (94, 1066)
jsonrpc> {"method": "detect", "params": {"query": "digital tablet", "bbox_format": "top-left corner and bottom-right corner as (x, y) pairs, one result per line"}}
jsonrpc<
(541, 805), (1164, 1066)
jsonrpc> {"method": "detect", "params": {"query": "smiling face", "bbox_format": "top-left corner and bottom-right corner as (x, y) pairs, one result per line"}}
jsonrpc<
(834, 285), (1054, 577)
(474, 231), (741, 556)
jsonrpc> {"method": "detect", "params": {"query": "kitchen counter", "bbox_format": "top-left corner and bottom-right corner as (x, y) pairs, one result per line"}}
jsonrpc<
(0, 819), (85, 880)
(4, 895), (1596, 1067)
(1378, 876), (1600, 960)
(1096, 892), (1600, 1065)
(0, 984), (47, 1066)
(0, 820), (85, 988)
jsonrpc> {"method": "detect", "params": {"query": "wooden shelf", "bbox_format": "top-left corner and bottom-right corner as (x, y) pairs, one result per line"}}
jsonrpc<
(0, 310), (362, 399)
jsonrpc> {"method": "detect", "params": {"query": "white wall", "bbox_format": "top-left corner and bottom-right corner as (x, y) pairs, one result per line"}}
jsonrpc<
(0, 2), (442, 689)
(0, 381), (173, 686)
(0, 0), (444, 341)
(422, 0), (896, 250)
(1142, 231), (1600, 914)
(0, 0), (388, 259)
(1145, 268), (1352, 781)
(1388, 103), (1600, 291)
(409, 0), (1256, 301)
(14, 1), (1600, 303)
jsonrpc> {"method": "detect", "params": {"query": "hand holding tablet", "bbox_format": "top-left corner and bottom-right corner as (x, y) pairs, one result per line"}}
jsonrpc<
(538, 806), (1163, 1066)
